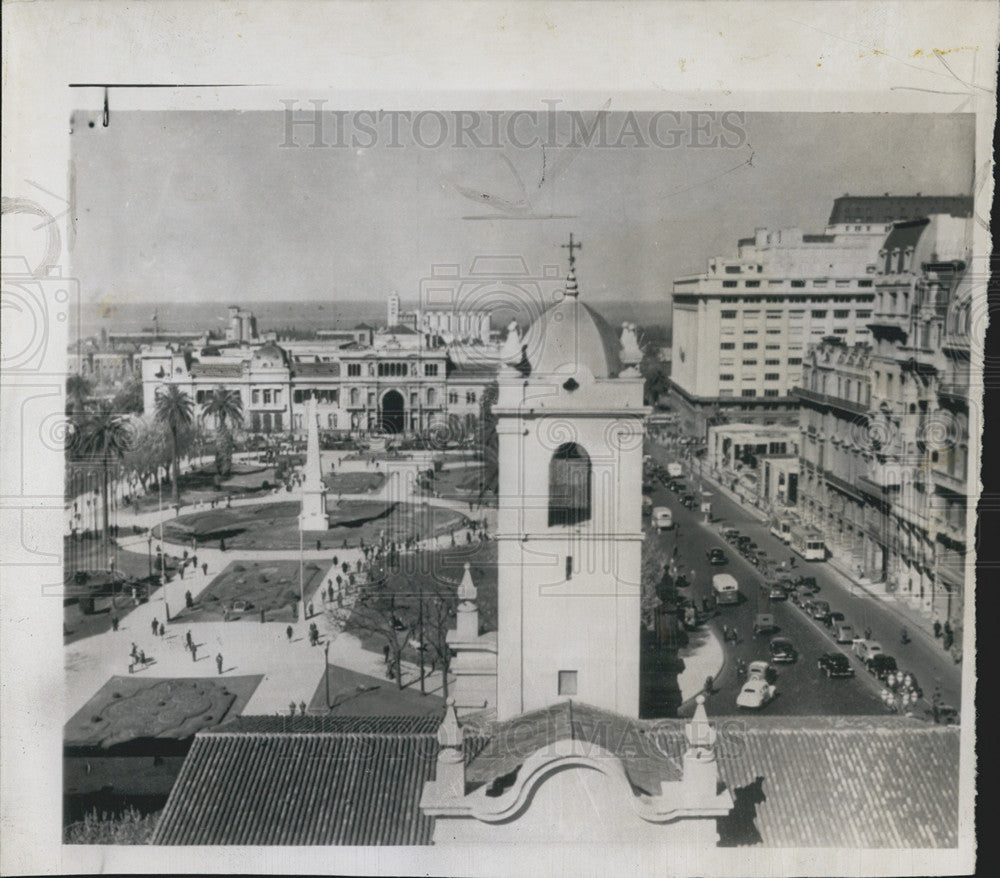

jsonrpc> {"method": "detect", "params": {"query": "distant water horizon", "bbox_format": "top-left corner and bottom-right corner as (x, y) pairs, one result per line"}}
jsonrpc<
(77, 299), (672, 342)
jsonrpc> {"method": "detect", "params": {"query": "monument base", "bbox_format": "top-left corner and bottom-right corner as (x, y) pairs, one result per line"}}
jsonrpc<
(298, 513), (330, 531)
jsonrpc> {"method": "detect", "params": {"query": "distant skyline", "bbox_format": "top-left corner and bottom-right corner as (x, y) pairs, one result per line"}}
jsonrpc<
(71, 110), (974, 321)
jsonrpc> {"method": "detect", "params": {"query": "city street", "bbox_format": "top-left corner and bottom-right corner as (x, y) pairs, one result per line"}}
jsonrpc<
(645, 442), (962, 718)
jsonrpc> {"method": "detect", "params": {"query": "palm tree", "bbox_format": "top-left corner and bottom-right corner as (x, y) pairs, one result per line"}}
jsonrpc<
(203, 387), (244, 478)
(78, 404), (133, 559)
(154, 385), (195, 505)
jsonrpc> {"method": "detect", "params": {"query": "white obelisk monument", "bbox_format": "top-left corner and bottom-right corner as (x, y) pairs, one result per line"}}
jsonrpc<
(299, 395), (329, 531)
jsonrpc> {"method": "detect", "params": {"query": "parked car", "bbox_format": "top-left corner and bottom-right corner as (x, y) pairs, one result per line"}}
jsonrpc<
(737, 677), (776, 709)
(721, 527), (740, 543)
(746, 660), (774, 682)
(652, 507), (673, 530)
(682, 493), (698, 509)
(823, 611), (845, 630)
(769, 636), (798, 663)
(866, 654), (898, 680)
(833, 621), (856, 643)
(669, 480), (686, 494)
(736, 536), (753, 551)
(707, 547), (728, 566)
(817, 653), (855, 678)
(768, 584), (788, 601)
(853, 640), (883, 662)
(752, 613), (778, 637)
(809, 600), (831, 622)
(795, 575), (819, 593)
(667, 462), (684, 479)
(790, 586), (814, 606)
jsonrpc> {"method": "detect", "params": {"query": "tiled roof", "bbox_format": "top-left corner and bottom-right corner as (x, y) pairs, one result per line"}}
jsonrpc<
(153, 706), (960, 848)
(462, 705), (960, 848)
(383, 324), (419, 335)
(152, 717), (438, 845)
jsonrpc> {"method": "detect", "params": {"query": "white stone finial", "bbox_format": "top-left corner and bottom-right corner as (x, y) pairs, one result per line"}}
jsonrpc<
(437, 697), (463, 749)
(458, 563), (477, 603)
(685, 694), (717, 751)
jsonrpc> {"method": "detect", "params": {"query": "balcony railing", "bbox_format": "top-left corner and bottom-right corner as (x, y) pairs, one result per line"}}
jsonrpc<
(793, 387), (868, 417)
(824, 471), (865, 502)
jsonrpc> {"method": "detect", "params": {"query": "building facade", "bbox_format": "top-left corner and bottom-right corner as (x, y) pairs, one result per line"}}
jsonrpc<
(668, 195), (972, 435)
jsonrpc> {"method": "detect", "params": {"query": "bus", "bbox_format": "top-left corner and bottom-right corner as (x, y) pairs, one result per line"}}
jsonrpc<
(789, 525), (826, 561)
(712, 573), (740, 605)
(769, 512), (800, 544)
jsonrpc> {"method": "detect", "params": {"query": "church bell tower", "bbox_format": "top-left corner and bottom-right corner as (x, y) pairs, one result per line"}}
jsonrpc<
(494, 237), (649, 720)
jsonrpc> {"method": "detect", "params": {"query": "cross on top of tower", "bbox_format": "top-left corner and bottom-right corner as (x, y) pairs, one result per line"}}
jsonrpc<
(562, 233), (582, 297)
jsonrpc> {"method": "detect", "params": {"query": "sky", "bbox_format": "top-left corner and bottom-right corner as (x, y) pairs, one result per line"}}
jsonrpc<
(70, 110), (974, 323)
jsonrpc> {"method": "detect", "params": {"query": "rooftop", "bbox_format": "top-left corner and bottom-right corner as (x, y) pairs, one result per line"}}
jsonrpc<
(828, 195), (972, 226)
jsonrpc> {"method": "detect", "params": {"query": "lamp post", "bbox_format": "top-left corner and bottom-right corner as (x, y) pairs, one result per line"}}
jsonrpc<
(324, 640), (332, 710)
(298, 526), (306, 624)
(147, 534), (153, 580)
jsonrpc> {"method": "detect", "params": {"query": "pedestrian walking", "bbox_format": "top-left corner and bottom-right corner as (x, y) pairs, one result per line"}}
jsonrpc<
(111, 615), (119, 632)
(286, 625), (293, 642)
(933, 620), (942, 638)
(191, 643), (197, 661)
(704, 675), (714, 695)
(216, 653), (223, 674)
(308, 602), (314, 619)
(139, 649), (146, 665)
(130, 642), (138, 661)
(219, 537), (226, 552)
(185, 630), (193, 651)
(158, 621), (165, 637)
(202, 562), (208, 576)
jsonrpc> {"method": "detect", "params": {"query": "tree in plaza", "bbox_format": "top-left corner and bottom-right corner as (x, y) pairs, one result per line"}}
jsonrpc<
(154, 384), (195, 505)
(417, 578), (458, 699)
(66, 373), (93, 417)
(111, 374), (145, 415)
(78, 404), (134, 550)
(121, 415), (172, 493)
(477, 380), (499, 498)
(202, 386), (244, 479)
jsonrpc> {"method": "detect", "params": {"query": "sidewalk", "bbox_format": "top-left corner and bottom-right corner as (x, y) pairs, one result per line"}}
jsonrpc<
(676, 626), (725, 708)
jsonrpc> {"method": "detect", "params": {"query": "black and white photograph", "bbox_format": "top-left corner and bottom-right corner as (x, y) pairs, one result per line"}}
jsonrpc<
(0, 3), (993, 876)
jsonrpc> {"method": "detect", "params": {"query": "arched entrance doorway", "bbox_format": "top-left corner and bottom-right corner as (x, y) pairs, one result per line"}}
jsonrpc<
(380, 389), (405, 435)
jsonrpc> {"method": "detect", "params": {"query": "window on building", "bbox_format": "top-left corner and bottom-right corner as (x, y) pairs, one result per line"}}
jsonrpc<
(721, 310), (737, 319)
(558, 671), (578, 696)
(833, 328), (848, 335)
(466, 391), (477, 404)
(350, 388), (359, 405)
(719, 389), (734, 397)
(743, 359), (757, 366)
(765, 373), (780, 381)
(787, 357), (802, 365)
(427, 388), (436, 405)
(263, 389), (272, 404)
(724, 265), (741, 274)
(858, 280), (873, 288)
(743, 342), (758, 350)
(448, 391), (459, 405)
(719, 374), (734, 381)
(834, 309), (850, 318)
(274, 390), (281, 405)
(812, 310), (827, 318)
(549, 443), (591, 527)
(764, 389), (780, 397)
(741, 389), (757, 398)
(766, 329), (781, 334)
(791, 280), (806, 288)
(368, 392), (375, 406)
(857, 310), (872, 319)
(424, 363), (439, 376)
(720, 342), (735, 350)
(565, 556), (573, 580)
(347, 363), (361, 377)
(766, 344), (780, 350)
(722, 280), (738, 288)
(745, 280), (760, 288)
(765, 359), (780, 365)
(251, 389), (260, 404)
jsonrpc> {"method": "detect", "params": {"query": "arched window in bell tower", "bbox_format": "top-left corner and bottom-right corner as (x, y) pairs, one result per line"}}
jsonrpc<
(548, 443), (592, 527)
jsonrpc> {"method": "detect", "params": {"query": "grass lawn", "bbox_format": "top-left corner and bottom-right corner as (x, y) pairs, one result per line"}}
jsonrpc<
(322, 471), (385, 494)
(171, 559), (327, 623)
(128, 466), (277, 513)
(428, 465), (492, 501)
(306, 663), (445, 716)
(157, 500), (470, 551)
(65, 674), (262, 749)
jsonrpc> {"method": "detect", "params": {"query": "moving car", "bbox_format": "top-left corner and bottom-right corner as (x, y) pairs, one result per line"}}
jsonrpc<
(817, 653), (855, 678)
(753, 613), (779, 636)
(682, 493), (698, 509)
(707, 547), (728, 566)
(736, 535), (753, 552)
(853, 640), (883, 662)
(721, 526), (740, 543)
(669, 480), (686, 494)
(768, 584), (788, 601)
(736, 677), (776, 709)
(795, 575), (819, 593)
(866, 654), (898, 680)
(833, 621), (856, 643)
(667, 462), (684, 479)
(652, 507), (673, 530)
(769, 636), (798, 663)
